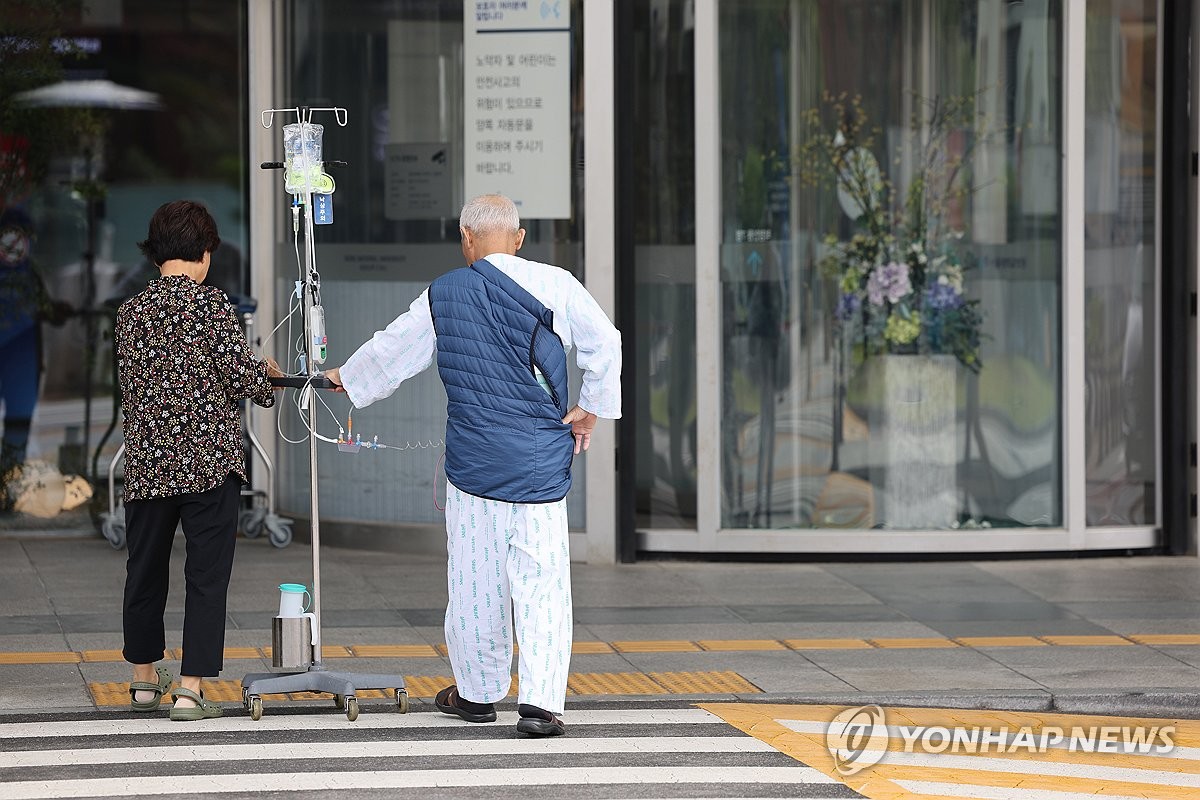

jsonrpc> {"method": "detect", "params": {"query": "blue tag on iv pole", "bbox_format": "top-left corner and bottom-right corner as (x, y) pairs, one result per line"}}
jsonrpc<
(314, 194), (333, 225)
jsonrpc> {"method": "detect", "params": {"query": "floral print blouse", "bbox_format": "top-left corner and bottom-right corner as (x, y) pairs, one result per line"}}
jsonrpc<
(115, 275), (275, 501)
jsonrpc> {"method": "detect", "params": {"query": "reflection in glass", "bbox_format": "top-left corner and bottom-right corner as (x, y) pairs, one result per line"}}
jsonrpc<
(12, 4), (248, 491)
(631, 0), (697, 529)
(1084, 0), (1157, 525)
(278, 1), (588, 527)
(718, 0), (1063, 530)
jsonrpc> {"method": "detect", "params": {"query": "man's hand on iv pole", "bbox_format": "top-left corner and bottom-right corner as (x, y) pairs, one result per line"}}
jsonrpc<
(562, 405), (597, 454)
(324, 366), (345, 392)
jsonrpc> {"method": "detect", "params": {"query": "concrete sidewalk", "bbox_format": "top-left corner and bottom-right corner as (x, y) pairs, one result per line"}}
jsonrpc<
(4, 529), (1200, 717)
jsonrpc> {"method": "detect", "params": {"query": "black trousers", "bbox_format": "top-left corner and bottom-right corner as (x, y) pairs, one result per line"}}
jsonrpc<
(123, 472), (239, 677)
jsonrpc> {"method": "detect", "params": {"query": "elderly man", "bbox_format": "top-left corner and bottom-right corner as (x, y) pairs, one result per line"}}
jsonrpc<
(327, 194), (621, 737)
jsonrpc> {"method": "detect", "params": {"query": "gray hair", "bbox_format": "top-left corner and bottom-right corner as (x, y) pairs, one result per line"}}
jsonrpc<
(459, 194), (520, 234)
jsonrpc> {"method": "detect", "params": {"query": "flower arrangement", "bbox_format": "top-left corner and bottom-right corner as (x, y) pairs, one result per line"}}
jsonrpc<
(798, 92), (986, 372)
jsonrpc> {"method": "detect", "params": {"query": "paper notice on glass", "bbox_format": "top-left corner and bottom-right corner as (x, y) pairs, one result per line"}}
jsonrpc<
(385, 143), (453, 220)
(464, 1), (571, 220)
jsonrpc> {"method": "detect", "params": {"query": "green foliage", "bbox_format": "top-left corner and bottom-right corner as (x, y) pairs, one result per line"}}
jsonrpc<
(0, 0), (96, 211)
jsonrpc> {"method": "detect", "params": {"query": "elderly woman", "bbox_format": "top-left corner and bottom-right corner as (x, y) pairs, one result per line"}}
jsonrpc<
(115, 200), (279, 721)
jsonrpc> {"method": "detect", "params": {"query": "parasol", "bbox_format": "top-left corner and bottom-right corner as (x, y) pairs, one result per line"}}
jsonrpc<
(13, 79), (162, 110)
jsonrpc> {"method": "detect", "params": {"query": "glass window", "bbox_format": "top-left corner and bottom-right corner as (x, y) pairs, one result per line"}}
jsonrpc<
(630, 0), (697, 529)
(1084, 0), (1157, 526)
(2, 1), (247, 517)
(718, 0), (1063, 530)
(277, 1), (587, 526)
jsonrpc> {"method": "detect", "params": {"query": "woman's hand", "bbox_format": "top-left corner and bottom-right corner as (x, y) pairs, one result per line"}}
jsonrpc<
(264, 358), (284, 390)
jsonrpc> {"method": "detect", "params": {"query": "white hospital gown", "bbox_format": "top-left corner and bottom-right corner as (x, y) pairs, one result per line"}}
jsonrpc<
(338, 253), (621, 418)
(338, 252), (621, 712)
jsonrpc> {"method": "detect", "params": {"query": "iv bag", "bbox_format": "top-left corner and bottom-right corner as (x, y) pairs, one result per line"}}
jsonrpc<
(283, 122), (324, 194)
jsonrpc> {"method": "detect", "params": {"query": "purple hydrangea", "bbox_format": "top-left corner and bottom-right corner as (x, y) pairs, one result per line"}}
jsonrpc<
(924, 281), (964, 311)
(866, 261), (912, 306)
(835, 292), (861, 321)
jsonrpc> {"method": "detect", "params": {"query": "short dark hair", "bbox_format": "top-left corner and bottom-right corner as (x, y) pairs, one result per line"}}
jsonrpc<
(137, 200), (220, 266)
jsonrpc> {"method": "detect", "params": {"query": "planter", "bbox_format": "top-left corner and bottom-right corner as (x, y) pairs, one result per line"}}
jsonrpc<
(869, 354), (958, 529)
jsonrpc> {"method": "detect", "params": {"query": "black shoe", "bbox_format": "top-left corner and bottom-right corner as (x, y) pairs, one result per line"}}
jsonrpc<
(516, 703), (565, 736)
(434, 685), (496, 723)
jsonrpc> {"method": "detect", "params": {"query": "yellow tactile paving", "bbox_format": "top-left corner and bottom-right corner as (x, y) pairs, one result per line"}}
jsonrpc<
(348, 644), (439, 658)
(10, 632), (1200, 668)
(354, 676), (521, 700)
(870, 637), (960, 649)
(89, 682), (138, 707)
(1129, 634), (1200, 646)
(78, 648), (262, 663)
(90, 679), (400, 706)
(223, 647), (265, 660)
(1039, 634), (1134, 646)
(610, 640), (701, 653)
(200, 680), (245, 702)
(697, 639), (787, 651)
(260, 645), (352, 660)
(784, 638), (874, 650)
(954, 636), (1047, 647)
(402, 675), (449, 699)
(647, 670), (761, 694)
(567, 671), (663, 694)
(701, 703), (1200, 800)
(87, 669), (765, 705)
(287, 689), (393, 701)
(0, 651), (79, 664)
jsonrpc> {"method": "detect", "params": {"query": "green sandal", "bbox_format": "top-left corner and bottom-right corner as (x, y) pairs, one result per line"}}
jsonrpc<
(129, 667), (173, 713)
(169, 687), (223, 721)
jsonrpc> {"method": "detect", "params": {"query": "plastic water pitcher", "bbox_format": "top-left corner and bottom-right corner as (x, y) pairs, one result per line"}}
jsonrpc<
(278, 583), (311, 617)
(274, 583), (316, 669)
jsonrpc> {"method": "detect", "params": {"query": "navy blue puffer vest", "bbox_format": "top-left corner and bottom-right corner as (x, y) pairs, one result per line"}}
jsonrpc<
(428, 259), (573, 503)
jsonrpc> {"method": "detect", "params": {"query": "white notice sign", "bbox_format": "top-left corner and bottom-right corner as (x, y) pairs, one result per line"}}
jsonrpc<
(464, 0), (571, 219)
(384, 142), (453, 220)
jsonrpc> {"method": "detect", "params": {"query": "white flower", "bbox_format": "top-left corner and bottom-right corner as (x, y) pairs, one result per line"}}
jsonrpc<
(938, 264), (964, 292)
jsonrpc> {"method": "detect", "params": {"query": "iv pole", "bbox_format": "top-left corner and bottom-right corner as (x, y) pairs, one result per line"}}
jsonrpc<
(240, 106), (408, 721)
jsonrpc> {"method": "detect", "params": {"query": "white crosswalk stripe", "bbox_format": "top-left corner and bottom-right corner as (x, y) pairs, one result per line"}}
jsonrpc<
(0, 768), (841, 799)
(4, 736), (776, 768)
(0, 706), (864, 800)
(0, 708), (725, 739)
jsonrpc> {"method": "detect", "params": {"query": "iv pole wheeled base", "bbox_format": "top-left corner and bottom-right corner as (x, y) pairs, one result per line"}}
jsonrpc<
(240, 668), (410, 721)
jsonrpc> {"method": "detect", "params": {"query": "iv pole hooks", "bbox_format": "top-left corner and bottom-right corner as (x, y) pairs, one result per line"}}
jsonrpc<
(260, 106), (348, 130)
